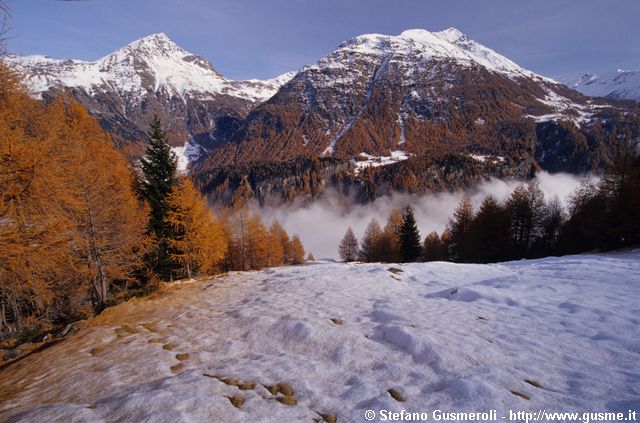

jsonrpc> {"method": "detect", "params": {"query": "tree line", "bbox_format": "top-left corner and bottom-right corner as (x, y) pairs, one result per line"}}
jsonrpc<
(339, 207), (423, 263)
(0, 63), (308, 342)
(340, 147), (640, 264)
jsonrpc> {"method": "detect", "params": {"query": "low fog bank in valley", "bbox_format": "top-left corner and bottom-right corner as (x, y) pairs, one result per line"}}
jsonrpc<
(258, 172), (598, 260)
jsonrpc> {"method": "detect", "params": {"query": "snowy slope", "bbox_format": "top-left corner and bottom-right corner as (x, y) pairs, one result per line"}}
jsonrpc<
(572, 70), (640, 102)
(1, 251), (639, 422)
(6, 33), (294, 103)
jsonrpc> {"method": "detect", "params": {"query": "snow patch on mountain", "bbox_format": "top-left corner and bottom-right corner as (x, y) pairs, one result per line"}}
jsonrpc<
(171, 138), (207, 173)
(352, 151), (412, 175)
(468, 154), (505, 163)
(528, 88), (595, 124)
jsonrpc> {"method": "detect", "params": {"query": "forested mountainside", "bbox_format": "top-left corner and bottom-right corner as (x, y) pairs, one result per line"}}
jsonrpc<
(193, 153), (532, 207)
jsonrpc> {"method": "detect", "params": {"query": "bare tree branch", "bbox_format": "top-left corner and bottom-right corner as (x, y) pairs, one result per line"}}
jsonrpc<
(0, 2), (11, 57)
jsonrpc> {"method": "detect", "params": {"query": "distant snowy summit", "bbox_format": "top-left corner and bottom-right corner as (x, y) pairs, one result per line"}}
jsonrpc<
(571, 69), (640, 102)
(5, 33), (296, 170)
(7, 32), (294, 103)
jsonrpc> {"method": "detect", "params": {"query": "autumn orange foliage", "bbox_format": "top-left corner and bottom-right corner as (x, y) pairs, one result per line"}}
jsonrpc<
(0, 61), (310, 340)
(0, 63), (149, 337)
(165, 178), (227, 278)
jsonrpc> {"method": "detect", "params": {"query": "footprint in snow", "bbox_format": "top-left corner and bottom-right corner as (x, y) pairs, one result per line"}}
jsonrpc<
(89, 345), (107, 357)
(267, 382), (297, 406)
(141, 322), (160, 333)
(204, 375), (256, 390)
(388, 388), (406, 402)
(114, 325), (138, 338)
(524, 379), (543, 388)
(226, 394), (245, 408)
(510, 389), (530, 400)
(315, 412), (337, 423)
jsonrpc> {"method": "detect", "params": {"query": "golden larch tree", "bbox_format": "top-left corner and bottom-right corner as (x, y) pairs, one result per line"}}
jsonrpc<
(266, 222), (285, 267)
(165, 178), (227, 278)
(290, 235), (305, 265)
(0, 65), (73, 332)
(52, 100), (150, 305)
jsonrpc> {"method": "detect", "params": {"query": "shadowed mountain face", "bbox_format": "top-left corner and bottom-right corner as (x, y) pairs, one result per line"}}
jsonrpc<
(9, 30), (640, 203)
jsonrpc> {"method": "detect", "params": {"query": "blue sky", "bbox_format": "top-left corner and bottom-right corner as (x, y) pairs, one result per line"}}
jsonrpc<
(7, 0), (640, 81)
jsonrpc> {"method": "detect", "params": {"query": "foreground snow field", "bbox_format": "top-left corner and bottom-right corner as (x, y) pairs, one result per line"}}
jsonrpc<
(1, 252), (639, 422)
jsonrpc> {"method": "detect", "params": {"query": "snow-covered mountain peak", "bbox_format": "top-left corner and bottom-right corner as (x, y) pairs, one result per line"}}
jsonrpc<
(128, 32), (173, 48)
(124, 33), (175, 52)
(7, 33), (295, 103)
(319, 28), (550, 82)
(434, 27), (467, 42)
(103, 33), (186, 64)
(336, 33), (388, 52)
(575, 73), (597, 85)
(97, 33), (225, 80)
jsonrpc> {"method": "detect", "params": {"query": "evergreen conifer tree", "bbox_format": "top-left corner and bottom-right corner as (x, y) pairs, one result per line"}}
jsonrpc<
(139, 116), (179, 279)
(468, 195), (509, 262)
(506, 182), (545, 256)
(399, 206), (422, 262)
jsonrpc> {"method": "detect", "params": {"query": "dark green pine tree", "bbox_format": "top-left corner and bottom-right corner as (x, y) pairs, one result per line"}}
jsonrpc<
(399, 206), (422, 262)
(140, 116), (179, 279)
